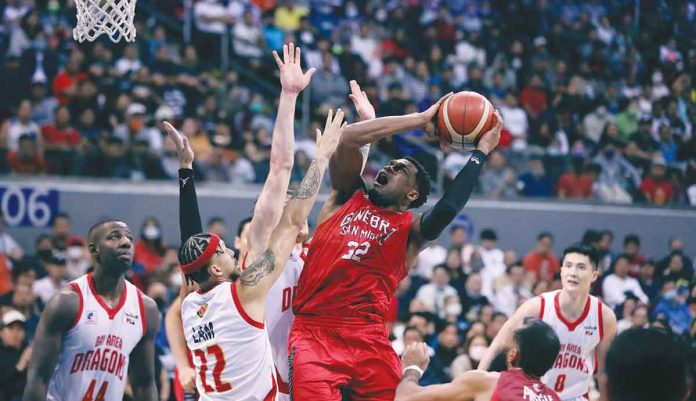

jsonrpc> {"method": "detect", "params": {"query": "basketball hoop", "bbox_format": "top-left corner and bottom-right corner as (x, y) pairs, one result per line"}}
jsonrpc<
(73, 0), (137, 43)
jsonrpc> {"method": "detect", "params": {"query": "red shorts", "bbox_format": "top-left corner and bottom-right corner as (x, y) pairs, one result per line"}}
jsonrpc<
(289, 318), (401, 401)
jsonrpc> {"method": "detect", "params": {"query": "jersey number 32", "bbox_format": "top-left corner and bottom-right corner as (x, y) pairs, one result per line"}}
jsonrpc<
(341, 241), (371, 262)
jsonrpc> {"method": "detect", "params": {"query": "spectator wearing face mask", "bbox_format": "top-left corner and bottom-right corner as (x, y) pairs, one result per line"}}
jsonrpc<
(450, 334), (489, 377)
(415, 266), (458, 319)
(132, 217), (167, 289)
(653, 285), (692, 335)
(64, 238), (89, 280)
(593, 139), (641, 204)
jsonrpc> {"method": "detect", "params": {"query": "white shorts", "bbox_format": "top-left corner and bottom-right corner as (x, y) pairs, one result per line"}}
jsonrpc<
(276, 392), (290, 401)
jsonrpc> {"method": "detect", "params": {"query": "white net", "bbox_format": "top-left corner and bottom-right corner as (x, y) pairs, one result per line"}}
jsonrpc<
(73, 0), (137, 43)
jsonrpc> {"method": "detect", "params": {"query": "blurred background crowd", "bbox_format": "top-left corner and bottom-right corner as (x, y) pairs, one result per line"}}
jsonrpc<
(0, 0), (695, 205)
(0, 209), (694, 400)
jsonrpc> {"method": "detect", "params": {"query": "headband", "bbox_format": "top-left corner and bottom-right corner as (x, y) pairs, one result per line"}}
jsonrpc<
(181, 234), (221, 275)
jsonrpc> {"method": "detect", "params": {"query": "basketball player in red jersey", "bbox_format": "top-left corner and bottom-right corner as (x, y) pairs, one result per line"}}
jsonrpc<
(479, 244), (617, 401)
(394, 319), (561, 401)
(289, 81), (503, 401)
(23, 220), (160, 401)
(163, 43), (314, 399)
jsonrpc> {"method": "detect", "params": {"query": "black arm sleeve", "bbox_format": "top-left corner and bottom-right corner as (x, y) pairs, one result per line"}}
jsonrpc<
(419, 150), (487, 241)
(179, 168), (203, 242)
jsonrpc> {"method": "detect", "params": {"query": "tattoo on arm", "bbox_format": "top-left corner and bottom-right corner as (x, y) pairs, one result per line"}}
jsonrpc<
(292, 160), (322, 199)
(239, 250), (276, 286)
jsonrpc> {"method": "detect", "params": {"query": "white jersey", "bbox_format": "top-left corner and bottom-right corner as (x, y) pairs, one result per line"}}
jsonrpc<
(539, 290), (604, 401)
(265, 246), (305, 396)
(47, 273), (146, 401)
(182, 282), (277, 401)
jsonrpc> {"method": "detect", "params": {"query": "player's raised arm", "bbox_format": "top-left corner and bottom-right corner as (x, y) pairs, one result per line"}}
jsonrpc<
(394, 343), (490, 401)
(597, 303), (617, 401)
(478, 296), (542, 371)
(237, 109), (345, 314)
(23, 288), (81, 401)
(406, 111), (503, 263)
(128, 296), (161, 401)
(327, 80), (376, 196)
(162, 121), (202, 391)
(245, 43), (315, 264)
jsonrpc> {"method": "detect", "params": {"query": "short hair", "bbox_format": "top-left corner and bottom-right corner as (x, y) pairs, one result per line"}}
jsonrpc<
(600, 230), (613, 240)
(52, 212), (70, 225)
(513, 319), (561, 377)
(613, 253), (631, 266)
(402, 325), (423, 340)
(87, 219), (122, 242)
(480, 228), (497, 241)
(208, 216), (225, 227)
(404, 156), (431, 209)
(606, 329), (687, 401)
(178, 233), (222, 284)
(537, 231), (553, 241)
(581, 229), (600, 245)
(623, 234), (640, 247)
(561, 243), (600, 270)
(410, 311), (435, 324)
(432, 265), (450, 277)
(236, 216), (252, 238)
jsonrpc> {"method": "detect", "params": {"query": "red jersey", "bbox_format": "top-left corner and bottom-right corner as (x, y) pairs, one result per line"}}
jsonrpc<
(491, 369), (560, 401)
(293, 190), (412, 324)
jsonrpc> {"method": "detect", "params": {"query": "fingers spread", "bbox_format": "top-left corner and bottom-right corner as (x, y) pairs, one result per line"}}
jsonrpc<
(272, 51), (283, 68)
(283, 44), (289, 64)
(295, 45), (301, 65)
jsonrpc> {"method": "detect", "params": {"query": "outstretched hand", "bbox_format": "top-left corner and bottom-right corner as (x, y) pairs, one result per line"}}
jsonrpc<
(421, 92), (453, 136)
(348, 80), (376, 121)
(163, 121), (194, 169)
(315, 109), (347, 160)
(476, 110), (504, 155)
(273, 42), (315, 95)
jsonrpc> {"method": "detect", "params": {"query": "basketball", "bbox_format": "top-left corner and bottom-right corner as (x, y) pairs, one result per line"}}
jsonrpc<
(437, 91), (495, 151)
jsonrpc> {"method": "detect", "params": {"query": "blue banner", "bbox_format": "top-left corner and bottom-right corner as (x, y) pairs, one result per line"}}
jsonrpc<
(0, 186), (59, 227)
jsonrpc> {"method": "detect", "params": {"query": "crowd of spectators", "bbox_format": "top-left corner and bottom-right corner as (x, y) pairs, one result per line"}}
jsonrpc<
(0, 0), (695, 206)
(0, 208), (695, 399)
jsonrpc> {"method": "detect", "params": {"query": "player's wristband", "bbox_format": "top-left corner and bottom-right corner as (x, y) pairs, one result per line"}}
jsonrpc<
(402, 365), (424, 378)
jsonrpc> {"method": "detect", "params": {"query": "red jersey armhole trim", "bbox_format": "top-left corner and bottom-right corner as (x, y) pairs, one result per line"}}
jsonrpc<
(598, 298), (604, 340)
(263, 370), (278, 401)
(231, 283), (264, 329)
(538, 296), (545, 319)
(69, 282), (83, 329)
(553, 291), (591, 331)
(137, 289), (147, 336)
(275, 365), (289, 394)
(87, 272), (128, 319)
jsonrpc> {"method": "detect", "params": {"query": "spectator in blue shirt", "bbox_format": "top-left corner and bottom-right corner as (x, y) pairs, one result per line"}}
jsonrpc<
(653, 285), (692, 335)
(518, 156), (553, 197)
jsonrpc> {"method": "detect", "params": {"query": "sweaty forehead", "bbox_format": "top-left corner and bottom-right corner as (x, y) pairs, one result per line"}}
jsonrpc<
(95, 221), (131, 238)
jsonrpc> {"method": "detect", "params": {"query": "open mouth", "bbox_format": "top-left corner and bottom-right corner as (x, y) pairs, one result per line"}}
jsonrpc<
(374, 171), (389, 186)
